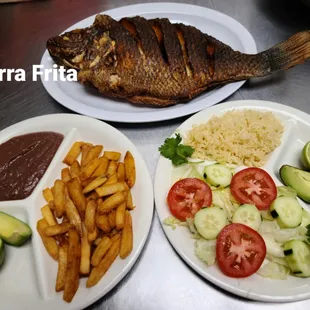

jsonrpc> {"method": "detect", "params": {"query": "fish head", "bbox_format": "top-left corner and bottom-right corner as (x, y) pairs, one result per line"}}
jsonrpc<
(46, 26), (116, 71)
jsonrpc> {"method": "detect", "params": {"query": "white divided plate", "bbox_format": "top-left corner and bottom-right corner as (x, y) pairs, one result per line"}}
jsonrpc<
(154, 100), (310, 302)
(40, 3), (257, 123)
(0, 114), (153, 310)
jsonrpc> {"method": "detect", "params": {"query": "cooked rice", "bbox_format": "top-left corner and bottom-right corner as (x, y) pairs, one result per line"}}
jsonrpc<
(185, 109), (284, 167)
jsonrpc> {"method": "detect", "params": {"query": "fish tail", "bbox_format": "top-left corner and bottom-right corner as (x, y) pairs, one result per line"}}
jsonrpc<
(261, 30), (310, 74)
(212, 31), (310, 84)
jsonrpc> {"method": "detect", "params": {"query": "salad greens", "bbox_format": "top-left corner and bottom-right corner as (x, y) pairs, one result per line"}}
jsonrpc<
(158, 133), (194, 166)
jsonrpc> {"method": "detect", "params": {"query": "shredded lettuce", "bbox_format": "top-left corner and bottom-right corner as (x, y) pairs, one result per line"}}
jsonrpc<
(257, 261), (290, 280)
(186, 218), (202, 239)
(266, 254), (289, 267)
(301, 209), (310, 228)
(195, 239), (216, 266)
(260, 210), (274, 221)
(163, 216), (184, 230)
(212, 188), (240, 220)
(277, 186), (297, 198)
(260, 233), (284, 257)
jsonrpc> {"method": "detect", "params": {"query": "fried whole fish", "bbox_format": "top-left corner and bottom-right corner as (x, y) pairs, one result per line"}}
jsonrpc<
(47, 14), (310, 106)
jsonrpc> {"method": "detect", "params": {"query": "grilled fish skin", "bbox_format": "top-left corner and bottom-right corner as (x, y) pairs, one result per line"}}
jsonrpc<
(47, 14), (310, 106)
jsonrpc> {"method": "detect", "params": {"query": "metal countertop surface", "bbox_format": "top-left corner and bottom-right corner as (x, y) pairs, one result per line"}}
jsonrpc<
(0, 0), (309, 309)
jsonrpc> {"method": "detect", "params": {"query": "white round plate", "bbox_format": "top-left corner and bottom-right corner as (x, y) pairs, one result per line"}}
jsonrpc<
(40, 3), (257, 123)
(0, 114), (153, 310)
(154, 100), (310, 302)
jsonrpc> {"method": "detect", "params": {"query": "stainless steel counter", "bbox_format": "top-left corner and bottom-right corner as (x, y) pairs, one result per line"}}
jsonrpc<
(0, 0), (309, 309)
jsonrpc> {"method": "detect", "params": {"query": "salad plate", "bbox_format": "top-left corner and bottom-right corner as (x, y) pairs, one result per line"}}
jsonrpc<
(0, 114), (153, 310)
(154, 100), (310, 302)
(40, 3), (256, 123)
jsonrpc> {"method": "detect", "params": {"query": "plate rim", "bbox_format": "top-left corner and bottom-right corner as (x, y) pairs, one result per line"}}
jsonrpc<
(0, 113), (154, 310)
(40, 2), (257, 123)
(154, 99), (310, 303)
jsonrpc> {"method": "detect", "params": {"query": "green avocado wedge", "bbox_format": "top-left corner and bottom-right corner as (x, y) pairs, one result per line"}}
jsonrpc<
(279, 165), (310, 203)
(0, 238), (4, 266)
(0, 212), (32, 246)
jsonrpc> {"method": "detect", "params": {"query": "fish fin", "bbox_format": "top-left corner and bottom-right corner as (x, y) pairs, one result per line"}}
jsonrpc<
(262, 30), (310, 73)
(212, 31), (310, 84)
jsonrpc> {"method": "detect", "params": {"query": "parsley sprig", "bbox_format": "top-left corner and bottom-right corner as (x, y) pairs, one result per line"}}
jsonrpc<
(158, 133), (194, 166)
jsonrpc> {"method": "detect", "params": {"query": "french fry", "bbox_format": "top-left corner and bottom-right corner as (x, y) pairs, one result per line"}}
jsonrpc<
(62, 214), (69, 223)
(80, 225), (91, 275)
(79, 157), (101, 181)
(86, 237), (121, 288)
(37, 219), (59, 260)
(93, 237), (102, 247)
(61, 167), (71, 183)
(88, 226), (98, 243)
(82, 176), (108, 194)
(96, 214), (111, 233)
(126, 190), (135, 210)
(81, 143), (93, 167)
(56, 243), (68, 292)
(108, 210), (116, 230)
(86, 191), (99, 201)
(63, 229), (81, 303)
(80, 176), (96, 189)
(43, 187), (54, 203)
(124, 151), (136, 188)
(45, 222), (71, 237)
(98, 192), (126, 214)
(104, 174), (118, 185)
(92, 156), (109, 177)
(41, 204), (57, 226)
(48, 200), (55, 211)
(63, 141), (83, 166)
(91, 236), (112, 267)
(115, 202), (126, 230)
(83, 145), (103, 167)
(120, 211), (133, 259)
(117, 162), (125, 182)
(106, 160), (118, 176)
(110, 232), (121, 243)
(104, 151), (121, 161)
(95, 182), (129, 197)
(53, 179), (66, 218)
(37, 140), (138, 303)
(65, 197), (83, 237)
(85, 200), (97, 233)
(70, 160), (81, 178)
(67, 178), (86, 219)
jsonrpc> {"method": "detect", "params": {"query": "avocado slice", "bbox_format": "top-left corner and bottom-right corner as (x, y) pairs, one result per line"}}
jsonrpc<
(0, 238), (4, 266)
(279, 165), (310, 203)
(0, 212), (32, 246)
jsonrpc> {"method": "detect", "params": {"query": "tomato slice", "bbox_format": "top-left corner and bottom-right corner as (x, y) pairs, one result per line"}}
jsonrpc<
(230, 167), (277, 210)
(216, 223), (266, 278)
(167, 178), (212, 221)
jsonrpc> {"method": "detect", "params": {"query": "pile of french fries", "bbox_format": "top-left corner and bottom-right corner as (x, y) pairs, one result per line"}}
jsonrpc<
(36, 141), (136, 303)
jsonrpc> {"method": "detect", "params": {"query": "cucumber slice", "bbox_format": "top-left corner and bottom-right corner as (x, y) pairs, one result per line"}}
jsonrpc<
(284, 240), (310, 277)
(203, 164), (232, 188)
(0, 212), (32, 246)
(270, 197), (302, 229)
(0, 238), (4, 267)
(194, 207), (227, 240)
(232, 204), (262, 231)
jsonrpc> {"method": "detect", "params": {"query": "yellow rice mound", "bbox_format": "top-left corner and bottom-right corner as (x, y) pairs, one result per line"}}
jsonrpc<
(185, 109), (284, 167)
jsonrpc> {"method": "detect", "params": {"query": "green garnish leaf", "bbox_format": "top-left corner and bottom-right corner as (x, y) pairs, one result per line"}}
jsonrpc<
(158, 133), (194, 166)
